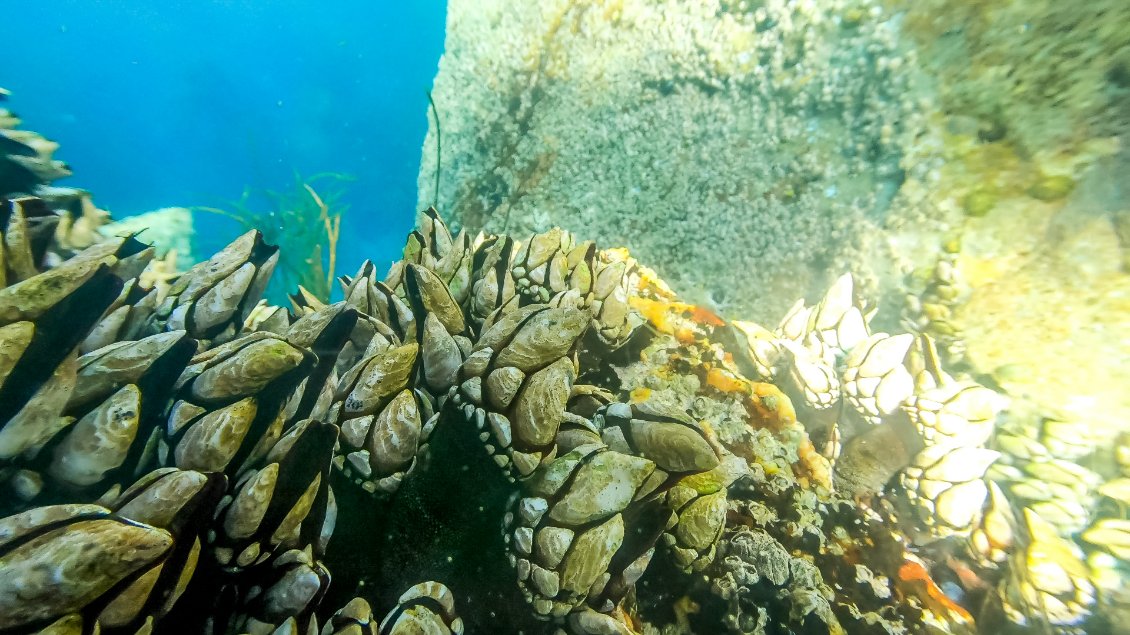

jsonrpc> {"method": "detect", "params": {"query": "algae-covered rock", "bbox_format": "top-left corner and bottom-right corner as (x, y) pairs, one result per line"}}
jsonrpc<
(420, 0), (929, 322)
(891, 0), (1130, 156)
(100, 206), (196, 270)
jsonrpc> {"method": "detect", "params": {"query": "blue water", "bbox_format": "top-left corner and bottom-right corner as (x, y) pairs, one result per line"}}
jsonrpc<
(3, 0), (447, 277)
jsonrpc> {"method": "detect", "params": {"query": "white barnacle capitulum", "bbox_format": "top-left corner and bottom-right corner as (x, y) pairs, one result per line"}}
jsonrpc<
(841, 332), (915, 426)
(902, 380), (1004, 449)
(898, 444), (999, 541)
(999, 508), (1096, 630)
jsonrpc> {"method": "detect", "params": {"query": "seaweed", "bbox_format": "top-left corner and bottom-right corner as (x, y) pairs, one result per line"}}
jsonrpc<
(195, 172), (350, 304)
(426, 89), (442, 209)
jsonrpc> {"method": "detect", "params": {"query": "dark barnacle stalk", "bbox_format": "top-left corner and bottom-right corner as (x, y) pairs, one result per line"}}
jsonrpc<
(323, 394), (529, 631)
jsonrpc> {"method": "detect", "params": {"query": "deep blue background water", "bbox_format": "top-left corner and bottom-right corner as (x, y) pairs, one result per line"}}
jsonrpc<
(3, 0), (447, 277)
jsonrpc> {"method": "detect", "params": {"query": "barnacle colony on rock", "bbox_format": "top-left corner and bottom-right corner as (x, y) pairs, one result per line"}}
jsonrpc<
(1, 89), (113, 261)
(0, 191), (1122, 634)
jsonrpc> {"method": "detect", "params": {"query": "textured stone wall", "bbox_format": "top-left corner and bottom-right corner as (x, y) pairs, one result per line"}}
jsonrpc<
(418, 0), (935, 322)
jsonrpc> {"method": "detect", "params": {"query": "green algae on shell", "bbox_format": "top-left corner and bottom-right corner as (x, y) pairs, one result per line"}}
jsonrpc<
(1027, 173), (1076, 201)
(962, 187), (997, 217)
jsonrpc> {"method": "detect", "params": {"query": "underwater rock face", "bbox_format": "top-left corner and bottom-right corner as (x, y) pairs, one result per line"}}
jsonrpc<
(419, 0), (928, 322)
(888, 0), (1130, 157)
